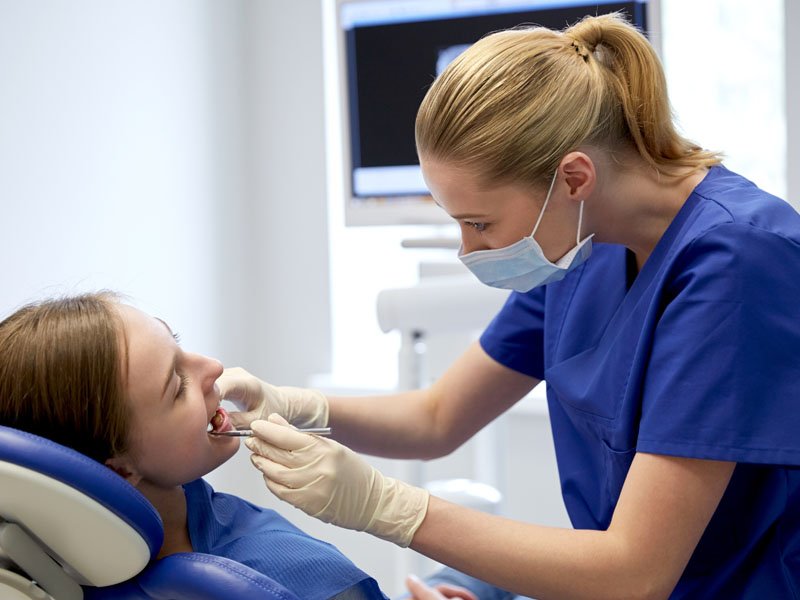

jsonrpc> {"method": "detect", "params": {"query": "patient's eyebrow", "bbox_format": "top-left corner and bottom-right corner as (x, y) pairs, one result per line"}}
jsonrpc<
(156, 318), (177, 398)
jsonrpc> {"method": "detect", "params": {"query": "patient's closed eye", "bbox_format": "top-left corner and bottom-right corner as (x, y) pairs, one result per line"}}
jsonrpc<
(176, 373), (189, 398)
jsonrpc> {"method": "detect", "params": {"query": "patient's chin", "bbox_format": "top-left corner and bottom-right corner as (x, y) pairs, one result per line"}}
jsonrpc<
(209, 436), (240, 468)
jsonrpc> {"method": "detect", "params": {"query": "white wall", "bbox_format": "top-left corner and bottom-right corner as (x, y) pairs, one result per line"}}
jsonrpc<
(0, 1), (237, 355)
(233, 0), (333, 385)
(0, 0), (332, 380)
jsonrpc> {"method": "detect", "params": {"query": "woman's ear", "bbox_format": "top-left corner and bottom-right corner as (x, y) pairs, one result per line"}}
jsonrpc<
(105, 455), (143, 487)
(559, 151), (596, 201)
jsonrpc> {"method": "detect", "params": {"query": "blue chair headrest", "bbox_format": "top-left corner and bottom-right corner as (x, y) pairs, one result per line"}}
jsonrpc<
(0, 425), (301, 600)
(0, 424), (162, 585)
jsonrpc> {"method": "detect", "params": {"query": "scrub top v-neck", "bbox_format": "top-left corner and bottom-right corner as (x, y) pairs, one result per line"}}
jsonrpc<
(480, 165), (800, 596)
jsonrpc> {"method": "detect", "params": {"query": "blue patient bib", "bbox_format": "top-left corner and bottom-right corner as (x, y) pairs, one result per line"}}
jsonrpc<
(184, 479), (387, 600)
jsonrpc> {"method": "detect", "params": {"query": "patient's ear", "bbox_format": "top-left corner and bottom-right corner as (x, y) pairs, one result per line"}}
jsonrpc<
(105, 456), (143, 486)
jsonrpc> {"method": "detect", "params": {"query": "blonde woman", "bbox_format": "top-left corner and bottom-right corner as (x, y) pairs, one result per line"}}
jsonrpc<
(225, 13), (800, 599)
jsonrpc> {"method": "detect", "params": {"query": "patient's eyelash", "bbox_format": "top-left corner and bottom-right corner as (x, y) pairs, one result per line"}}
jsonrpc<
(172, 332), (182, 344)
(177, 373), (189, 398)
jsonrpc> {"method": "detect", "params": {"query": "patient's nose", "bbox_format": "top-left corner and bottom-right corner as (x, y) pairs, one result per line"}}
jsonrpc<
(199, 355), (224, 394)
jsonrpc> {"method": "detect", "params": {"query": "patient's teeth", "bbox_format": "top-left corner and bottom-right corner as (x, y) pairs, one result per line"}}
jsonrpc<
(211, 411), (223, 429)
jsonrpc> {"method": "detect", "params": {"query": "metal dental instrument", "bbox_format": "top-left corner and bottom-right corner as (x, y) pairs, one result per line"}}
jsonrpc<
(209, 427), (332, 437)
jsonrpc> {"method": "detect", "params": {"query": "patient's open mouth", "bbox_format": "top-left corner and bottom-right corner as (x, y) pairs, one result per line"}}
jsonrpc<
(208, 407), (233, 434)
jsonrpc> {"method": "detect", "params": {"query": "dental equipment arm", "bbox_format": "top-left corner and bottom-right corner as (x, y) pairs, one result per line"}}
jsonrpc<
(217, 367), (329, 430)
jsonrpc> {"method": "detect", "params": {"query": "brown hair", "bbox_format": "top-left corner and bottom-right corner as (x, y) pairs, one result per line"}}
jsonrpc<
(0, 292), (129, 463)
(415, 12), (722, 189)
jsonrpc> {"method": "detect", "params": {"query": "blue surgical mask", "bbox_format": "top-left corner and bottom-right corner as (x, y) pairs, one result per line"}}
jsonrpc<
(459, 170), (594, 292)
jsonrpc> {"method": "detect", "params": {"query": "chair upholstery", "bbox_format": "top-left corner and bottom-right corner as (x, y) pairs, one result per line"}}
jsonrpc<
(0, 425), (300, 600)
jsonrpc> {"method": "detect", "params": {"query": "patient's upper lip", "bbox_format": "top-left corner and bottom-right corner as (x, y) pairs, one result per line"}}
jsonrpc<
(206, 396), (222, 425)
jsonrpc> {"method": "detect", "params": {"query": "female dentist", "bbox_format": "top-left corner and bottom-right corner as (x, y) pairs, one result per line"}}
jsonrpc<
(221, 13), (800, 599)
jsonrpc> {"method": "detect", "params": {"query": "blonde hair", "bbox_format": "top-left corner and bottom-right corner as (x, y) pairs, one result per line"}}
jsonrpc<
(0, 292), (129, 463)
(415, 12), (721, 188)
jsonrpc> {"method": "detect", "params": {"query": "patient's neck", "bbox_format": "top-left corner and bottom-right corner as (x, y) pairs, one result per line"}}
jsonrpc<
(137, 481), (193, 559)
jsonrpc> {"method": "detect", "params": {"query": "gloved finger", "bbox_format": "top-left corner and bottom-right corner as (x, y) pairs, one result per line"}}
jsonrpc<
(260, 469), (296, 503)
(250, 453), (316, 490)
(254, 456), (329, 519)
(260, 472), (328, 520)
(228, 409), (257, 430)
(244, 435), (312, 469)
(250, 415), (319, 451)
(216, 367), (260, 410)
(245, 435), (288, 463)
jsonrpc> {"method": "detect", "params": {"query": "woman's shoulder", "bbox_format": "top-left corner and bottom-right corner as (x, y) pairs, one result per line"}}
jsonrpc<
(689, 165), (799, 240)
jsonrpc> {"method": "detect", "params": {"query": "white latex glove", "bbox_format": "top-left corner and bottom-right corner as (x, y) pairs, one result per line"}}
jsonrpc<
(216, 367), (329, 430)
(245, 414), (430, 547)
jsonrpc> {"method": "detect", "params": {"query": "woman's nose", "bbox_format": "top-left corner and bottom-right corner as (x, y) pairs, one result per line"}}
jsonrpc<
(200, 356), (224, 393)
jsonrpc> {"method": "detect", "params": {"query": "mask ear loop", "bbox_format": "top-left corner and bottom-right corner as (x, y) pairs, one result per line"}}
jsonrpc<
(577, 201), (585, 244)
(531, 169), (559, 237)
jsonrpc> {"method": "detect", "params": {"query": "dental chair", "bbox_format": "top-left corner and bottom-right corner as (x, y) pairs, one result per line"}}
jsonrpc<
(0, 425), (300, 600)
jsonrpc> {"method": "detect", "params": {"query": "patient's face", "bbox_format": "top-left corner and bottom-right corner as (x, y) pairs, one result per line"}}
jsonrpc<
(116, 304), (238, 488)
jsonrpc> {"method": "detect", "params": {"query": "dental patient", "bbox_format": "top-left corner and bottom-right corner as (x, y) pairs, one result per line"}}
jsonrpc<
(0, 292), (387, 600)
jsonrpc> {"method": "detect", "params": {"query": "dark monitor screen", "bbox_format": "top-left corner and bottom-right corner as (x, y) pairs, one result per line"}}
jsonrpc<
(338, 0), (650, 225)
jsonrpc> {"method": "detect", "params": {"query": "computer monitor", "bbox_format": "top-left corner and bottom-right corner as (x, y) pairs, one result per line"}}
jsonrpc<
(334, 0), (653, 226)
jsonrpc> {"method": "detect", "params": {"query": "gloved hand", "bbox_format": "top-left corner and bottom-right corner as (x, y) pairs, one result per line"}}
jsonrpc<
(216, 367), (329, 430)
(245, 414), (430, 547)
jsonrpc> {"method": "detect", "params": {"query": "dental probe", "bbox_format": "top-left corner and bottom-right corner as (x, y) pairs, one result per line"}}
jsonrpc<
(209, 427), (332, 437)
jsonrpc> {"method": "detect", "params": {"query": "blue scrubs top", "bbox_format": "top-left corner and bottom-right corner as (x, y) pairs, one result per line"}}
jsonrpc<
(480, 166), (800, 597)
(184, 479), (387, 600)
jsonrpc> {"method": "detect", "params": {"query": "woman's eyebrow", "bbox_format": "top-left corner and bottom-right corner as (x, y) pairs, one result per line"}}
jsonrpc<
(431, 199), (488, 220)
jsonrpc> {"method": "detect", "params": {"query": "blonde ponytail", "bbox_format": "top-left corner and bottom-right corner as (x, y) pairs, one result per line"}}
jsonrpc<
(415, 12), (721, 189)
(566, 14), (720, 173)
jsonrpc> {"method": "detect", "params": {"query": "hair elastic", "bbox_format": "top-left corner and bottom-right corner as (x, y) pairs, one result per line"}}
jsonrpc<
(571, 40), (590, 62)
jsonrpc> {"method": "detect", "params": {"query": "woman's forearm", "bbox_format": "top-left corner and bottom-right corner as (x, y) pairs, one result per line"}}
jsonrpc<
(327, 342), (538, 459)
(412, 497), (653, 600)
(410, 454), (735, 600)
(327, 389), (451, 459)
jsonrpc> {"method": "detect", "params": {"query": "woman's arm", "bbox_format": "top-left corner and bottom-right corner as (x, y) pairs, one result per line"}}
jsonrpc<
(412, 452), (735, 600)
(248, 420), (735, 597)
(328, 341), (539, 459)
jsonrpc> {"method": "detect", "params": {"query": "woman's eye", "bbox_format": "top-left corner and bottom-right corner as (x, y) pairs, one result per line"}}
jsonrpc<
(465, 221), (487, 232)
